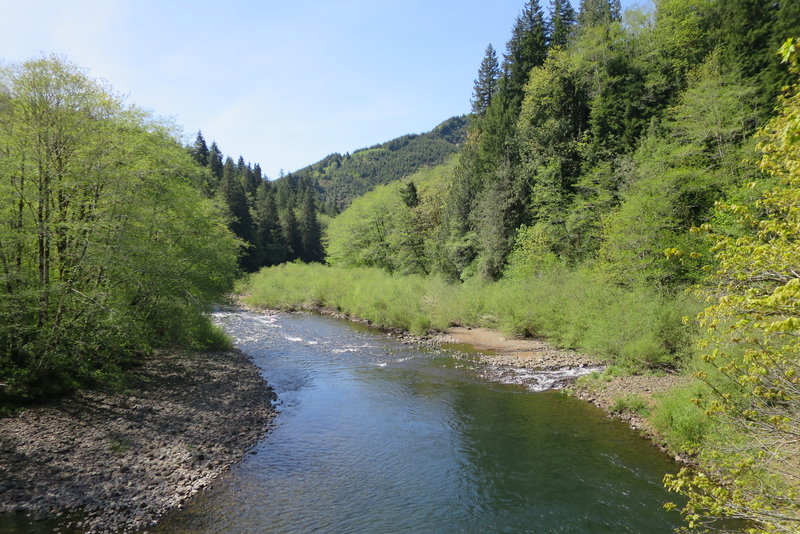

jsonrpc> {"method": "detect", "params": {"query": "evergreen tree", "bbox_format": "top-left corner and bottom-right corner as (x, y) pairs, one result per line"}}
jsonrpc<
(471, 44), (501, 114)
(190, 131), (209, 167)
(236, 155), (246, 172)
(280, 207), (302, 261)
(548, 0), (577, 48)
(400, 180), (420, 208)
(299, 188), (324, 263)
(504, 0), (549, 110)
(208, 141), (224, 181)
(245, 162), (262, 196)
(253, 181), (287, 266)
(577, 0), (620, 29)
(219, 156), (258, 271)
(515, 48), (590, 261)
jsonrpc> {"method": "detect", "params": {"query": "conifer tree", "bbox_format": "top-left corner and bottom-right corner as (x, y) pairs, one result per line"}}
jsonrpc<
(548, 0), (577, 48)
(471, 44), (501, 115)
(253, 181), (286, 266)
(208, 141), (224, 181)
(577, 0), (620, 29)
(246, 163), (263, 196)
(504, 0), (549, 110)
(400, 180), (420, 208)
(219, 156), (258, 270)
(299, 188), (324, 263)
(190, 131), (209, 167)
(280, 207), (302, 261)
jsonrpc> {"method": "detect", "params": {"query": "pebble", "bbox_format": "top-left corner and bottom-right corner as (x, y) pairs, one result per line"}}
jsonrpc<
(0, 349), (276, 533)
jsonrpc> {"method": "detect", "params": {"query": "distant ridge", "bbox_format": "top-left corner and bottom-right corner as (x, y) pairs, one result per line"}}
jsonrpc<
(285, 115), (468, 213)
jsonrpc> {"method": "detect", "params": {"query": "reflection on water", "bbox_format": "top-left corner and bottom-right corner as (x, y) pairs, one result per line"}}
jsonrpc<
(150, 310), (681, 534)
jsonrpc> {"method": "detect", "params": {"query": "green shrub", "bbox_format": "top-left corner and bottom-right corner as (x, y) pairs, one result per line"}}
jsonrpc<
(650, 382), (713, 451)
(611, 394), (651, 416)
(244, 262), (699, 370)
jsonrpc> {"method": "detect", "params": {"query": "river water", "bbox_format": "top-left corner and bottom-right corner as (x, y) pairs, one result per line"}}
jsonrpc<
(148, 309), (682, 533)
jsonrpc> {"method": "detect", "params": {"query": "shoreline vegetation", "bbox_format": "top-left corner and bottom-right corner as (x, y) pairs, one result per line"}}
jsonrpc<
(0, 348), (275, 534)
(299, 303), (693, 457)
(238, 268), (695, 459)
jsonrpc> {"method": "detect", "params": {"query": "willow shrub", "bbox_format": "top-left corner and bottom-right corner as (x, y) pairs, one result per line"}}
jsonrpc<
(244, 262), (697, 370)
(651, 381), (714, 451)
(243, 263), (452, 333)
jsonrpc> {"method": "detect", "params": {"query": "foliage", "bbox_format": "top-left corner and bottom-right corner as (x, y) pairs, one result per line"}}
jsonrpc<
(663, 39), (800, 533)
(326, 158), (456, 276)
(599, 52), (761, 287)
(0, 56), (239, 401)
(286, 116), (468, 213)
(244, 262), (697, 371)
(611, 394), (650, 416)
(472, 44), (501, 115)
(651, 381), (714, 452)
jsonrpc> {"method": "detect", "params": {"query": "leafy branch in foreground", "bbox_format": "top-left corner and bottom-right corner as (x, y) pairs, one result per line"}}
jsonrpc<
(664, 39), (800, 534)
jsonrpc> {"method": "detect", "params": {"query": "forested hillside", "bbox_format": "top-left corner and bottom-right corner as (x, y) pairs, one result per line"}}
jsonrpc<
(186, 132), (324, 272)
(246, 1), (800, 532)
(284, 115), (468, 214)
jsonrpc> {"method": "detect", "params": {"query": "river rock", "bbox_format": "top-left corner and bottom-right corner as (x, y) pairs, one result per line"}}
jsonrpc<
(0, 348), (276, 533)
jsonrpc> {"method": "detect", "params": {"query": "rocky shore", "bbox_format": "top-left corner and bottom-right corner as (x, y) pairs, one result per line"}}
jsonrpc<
(0, 348), (276, 533)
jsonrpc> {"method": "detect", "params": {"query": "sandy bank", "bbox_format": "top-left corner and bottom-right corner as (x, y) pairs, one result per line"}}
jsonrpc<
(0, 349), (276, 533)
(435, 325), (689, 454)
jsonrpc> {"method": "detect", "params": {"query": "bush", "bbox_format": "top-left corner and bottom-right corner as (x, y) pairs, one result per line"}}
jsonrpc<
(611, 394), (651, 416)
(244, 262), (700, 371)
(650, 382), (713, 451)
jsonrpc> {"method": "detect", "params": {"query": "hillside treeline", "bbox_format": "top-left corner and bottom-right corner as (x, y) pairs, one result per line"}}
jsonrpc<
(286, 115), (468, 214)
(187, 133), (324, 271)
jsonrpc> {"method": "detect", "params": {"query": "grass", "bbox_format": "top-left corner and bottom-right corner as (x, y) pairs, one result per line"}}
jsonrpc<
(242, 262), (699, 371)
(650, 381), (713, 451)
(611, 394), (651, 416)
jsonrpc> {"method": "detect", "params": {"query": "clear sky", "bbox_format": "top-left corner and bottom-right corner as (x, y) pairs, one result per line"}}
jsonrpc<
(1, 0), (645, 179)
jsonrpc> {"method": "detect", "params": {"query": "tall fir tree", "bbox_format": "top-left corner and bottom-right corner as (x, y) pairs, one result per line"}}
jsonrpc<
(219, 156), (258, 271)
(471, 44), (501, 115)
(280, 207), (302, 261)
(503, 0), (549, 111)
(190, 131), (209, 167)
(299, 187), (324, 263)
(548, 0), (577, 48)
(208, 141), (224, 182)
(577, 0), (620, 29)
(253, 181), (287, 266)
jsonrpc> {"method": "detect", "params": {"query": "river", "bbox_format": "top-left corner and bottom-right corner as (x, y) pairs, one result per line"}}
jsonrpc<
(148, 309), (681, 533)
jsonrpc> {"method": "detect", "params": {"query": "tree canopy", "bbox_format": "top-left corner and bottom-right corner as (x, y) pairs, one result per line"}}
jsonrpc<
(0, 56), (239, 401)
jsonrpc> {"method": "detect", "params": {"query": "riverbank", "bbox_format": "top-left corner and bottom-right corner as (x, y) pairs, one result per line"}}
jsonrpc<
(429, 325), (689, 453)
(247, 302), (688, 458)
(0, 348), (276, 534)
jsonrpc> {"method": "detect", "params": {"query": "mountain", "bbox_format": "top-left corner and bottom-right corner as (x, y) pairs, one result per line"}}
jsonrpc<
(285, 115), (468, 213)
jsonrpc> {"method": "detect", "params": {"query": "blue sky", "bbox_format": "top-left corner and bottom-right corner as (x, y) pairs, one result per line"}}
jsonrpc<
(1, 0), (645, 178)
